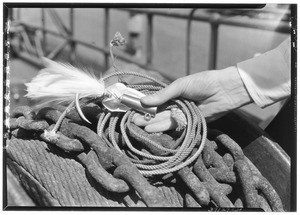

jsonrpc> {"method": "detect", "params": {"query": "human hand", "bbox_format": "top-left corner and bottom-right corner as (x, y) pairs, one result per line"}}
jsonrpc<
(132, 66), (253, 133)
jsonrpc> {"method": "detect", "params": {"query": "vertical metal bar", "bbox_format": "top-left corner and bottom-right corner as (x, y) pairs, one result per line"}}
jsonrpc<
(17, 8), (21, 20)
(17, 8), (22, 52)
(104, 8), (110, 70)
(146, 13), (153, 68)
(186, 9), (197, 76)
(41, 8), (46, 54)
(70, 8), (76, 62)
(208, 14), (220, 70)
(8, 8), (13, 20)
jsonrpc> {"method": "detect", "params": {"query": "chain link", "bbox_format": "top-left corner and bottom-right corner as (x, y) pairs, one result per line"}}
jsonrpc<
(8, 94), (284, 210)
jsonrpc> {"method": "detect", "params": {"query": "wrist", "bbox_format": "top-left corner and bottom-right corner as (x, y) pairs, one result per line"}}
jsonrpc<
(218, 66), (253, 109)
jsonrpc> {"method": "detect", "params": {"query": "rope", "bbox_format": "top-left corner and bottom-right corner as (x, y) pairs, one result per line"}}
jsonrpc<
(6, 138), (124, 207)
(8, 101), (284, 209)
(99, 71), (207, 176)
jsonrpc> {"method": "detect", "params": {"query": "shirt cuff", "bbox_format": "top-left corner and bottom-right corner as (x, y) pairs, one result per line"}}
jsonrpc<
(237, 38), (291, 108)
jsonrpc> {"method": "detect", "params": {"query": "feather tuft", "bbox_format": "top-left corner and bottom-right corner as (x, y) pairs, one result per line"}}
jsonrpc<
(25, 58), (105, 107)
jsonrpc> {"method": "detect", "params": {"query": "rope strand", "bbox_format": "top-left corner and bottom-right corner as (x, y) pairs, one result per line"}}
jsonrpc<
(98, 71), (207, 176)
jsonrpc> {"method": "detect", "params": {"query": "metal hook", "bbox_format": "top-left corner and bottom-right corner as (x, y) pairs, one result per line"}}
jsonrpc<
(75, 93), (92, 124)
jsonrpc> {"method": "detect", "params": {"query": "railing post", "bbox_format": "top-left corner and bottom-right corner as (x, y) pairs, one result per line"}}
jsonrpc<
(208, 13), (220, 70)
(70, 8), (76, 63)
(16, 9), (22, 52)
(16, 8), (21, 20)
(41, 8), (46, 53)
(186, 8), (198, 76)
(146, 13), (153, 68)
(104, 8), (110, 70)
(8, 7), (13, 20)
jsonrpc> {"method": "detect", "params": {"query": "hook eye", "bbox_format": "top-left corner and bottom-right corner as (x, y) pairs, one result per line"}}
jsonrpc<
(144, 113), (152, 121)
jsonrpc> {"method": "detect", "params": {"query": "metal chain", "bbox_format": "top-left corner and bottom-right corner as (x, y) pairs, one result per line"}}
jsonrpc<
(7, 71), (284, 209)
(99, 71), (207, 176)
(8, 105), (284, 210)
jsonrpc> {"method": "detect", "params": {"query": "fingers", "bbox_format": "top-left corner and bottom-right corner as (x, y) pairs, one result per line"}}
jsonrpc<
(132, 110), (177, 133)
(132, 111), (171, 126)
(141, 78), (184, 106)
(144, 118), (177, 133)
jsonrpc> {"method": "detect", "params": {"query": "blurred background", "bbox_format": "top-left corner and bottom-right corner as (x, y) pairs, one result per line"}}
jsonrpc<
(7, 4), (291, 129)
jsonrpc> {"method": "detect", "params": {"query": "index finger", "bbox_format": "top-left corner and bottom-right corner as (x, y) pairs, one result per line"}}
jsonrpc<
(132, 110), (171, 127)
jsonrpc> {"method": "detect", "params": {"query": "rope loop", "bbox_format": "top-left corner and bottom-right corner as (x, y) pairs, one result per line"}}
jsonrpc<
(7, 71), (284, 210)
(99, 71), (207, 176)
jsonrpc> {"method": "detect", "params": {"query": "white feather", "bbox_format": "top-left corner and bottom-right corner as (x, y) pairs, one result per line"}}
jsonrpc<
(25, 58), (105, 107)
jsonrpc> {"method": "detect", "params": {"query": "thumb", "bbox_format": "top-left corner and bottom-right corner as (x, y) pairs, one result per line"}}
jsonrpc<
(141, 78), (184, 106)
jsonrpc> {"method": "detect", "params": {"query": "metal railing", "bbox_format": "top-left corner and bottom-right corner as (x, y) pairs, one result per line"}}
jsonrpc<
(10, 7), (290, 79)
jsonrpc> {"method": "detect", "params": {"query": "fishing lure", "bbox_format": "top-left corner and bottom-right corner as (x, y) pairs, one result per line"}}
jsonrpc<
(25, 57), (157, 124)
(25, 32), (157, 138)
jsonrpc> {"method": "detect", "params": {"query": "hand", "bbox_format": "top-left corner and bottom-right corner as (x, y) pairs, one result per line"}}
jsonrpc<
(132, 66), (253, 133)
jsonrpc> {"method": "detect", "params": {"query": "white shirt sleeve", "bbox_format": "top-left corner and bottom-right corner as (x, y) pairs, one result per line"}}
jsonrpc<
(237, 37), (291, 108)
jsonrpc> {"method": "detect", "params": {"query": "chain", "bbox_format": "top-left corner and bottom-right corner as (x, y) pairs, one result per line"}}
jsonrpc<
(7, 70), (284, 210)
(100, 72), (207, 176)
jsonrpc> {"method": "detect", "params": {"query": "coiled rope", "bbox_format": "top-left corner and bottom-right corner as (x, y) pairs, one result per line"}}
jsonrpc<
(97, 71), (207, 177)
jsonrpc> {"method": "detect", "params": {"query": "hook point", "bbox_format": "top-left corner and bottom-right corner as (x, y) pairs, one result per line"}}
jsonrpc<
(75, 93), (92, 124)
